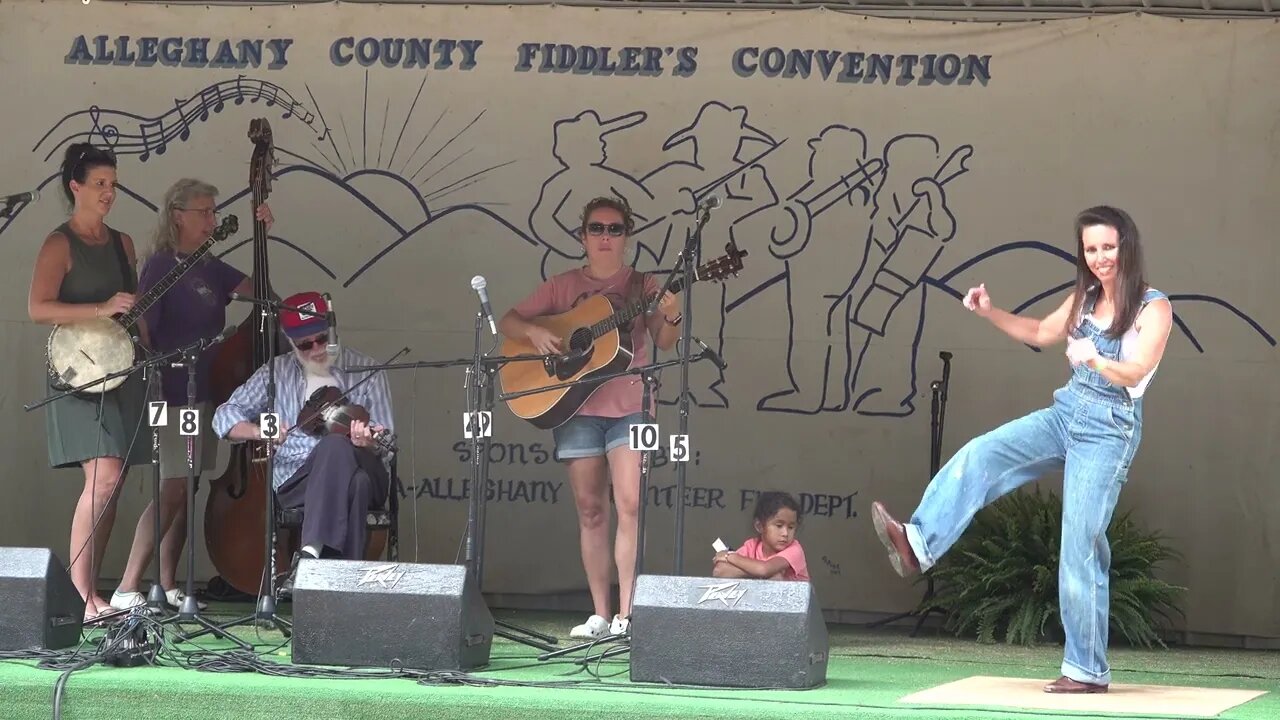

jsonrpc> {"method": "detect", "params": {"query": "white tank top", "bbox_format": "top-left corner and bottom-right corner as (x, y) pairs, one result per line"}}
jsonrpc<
(1083, 290), (1170, 399)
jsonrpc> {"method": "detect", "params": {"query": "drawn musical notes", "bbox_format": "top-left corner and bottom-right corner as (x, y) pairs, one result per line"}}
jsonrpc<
(87, 106), (120, 149)
(258, 83), (281, 108)
(34, 77), (327, 163)
(197, 86), (225, 120)
(137, 118), (168, 161)
(173, 99), (193, 142)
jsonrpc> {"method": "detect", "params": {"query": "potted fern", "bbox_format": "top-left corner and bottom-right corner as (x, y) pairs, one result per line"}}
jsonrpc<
(922, 487), (1185, 647)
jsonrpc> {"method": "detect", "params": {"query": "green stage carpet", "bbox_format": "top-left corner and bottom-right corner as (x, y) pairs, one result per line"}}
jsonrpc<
(3, 610), (1276, 720)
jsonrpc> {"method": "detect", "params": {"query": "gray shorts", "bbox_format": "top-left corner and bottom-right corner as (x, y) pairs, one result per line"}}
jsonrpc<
(152, 401), (219, 480)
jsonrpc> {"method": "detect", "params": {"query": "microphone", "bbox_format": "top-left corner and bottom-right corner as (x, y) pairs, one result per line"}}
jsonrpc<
(324, 293), (339, 358)
(470, 275), (497, 335)
(206, 325), (237, 347)
(683, 335), (727, 371)
(1, 190), (38, 205)
(700, 194), (722, 210)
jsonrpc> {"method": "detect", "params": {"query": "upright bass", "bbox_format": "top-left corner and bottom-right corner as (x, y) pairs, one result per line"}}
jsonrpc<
(203, 120), (388, 596)
(203, 118), (280, 596)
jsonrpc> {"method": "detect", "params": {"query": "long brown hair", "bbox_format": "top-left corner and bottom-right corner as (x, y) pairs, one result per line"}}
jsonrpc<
(1067, 205), (1146, 340)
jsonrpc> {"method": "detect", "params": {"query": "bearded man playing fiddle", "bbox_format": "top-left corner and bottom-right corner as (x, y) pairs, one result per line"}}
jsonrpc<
(212, 291), (394, 587)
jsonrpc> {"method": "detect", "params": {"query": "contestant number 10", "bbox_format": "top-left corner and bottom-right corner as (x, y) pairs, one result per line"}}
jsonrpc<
(629, 423), (659, 451)
(628, 423), (690, 462)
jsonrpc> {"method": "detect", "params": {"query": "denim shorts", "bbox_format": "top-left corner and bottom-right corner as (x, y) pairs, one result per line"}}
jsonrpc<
(552, 412), (646, 461)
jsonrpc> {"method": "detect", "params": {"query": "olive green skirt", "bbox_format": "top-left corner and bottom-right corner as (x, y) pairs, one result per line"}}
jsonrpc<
(44, 370), (150, 470)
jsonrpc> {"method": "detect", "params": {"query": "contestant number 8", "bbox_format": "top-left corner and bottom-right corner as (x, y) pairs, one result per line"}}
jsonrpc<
(179, 408), (200, 436)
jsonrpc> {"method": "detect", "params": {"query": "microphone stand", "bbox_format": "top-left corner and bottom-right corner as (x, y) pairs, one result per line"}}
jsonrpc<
(464, 313), (559, 651)
(191, 295), (325, 640)
(355, 338), (727, 661)
(343, 344), (561, 652)
(867, 350), (952, 636)
(25, 330), (252, 645)
(140, 347), (170, 617)
(144, 331), (234, 619)
(164, 335), (253, 649)
(352, 345), (726, 662)
(648, 200), (715, 575)
(523, 352), (722, 664)
(29, 339), (169, 627)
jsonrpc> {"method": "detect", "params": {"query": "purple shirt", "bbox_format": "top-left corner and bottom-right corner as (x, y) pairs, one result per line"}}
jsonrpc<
(138, 250), (246, 404)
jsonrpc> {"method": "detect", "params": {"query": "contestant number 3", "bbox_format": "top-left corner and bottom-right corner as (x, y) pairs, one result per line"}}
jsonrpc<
(259, 413), (282, 440)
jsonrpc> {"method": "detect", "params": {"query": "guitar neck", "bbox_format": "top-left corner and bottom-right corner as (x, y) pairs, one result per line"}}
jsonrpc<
(588, 272), (695, 341)
(118, 236), (220, 327)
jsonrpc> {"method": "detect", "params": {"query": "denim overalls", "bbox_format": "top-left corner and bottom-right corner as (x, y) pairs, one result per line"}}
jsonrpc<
(904, 287), (1167, 685)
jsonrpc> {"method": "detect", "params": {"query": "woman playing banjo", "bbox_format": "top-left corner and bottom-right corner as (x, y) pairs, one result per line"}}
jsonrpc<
(27, 143), (150, 621)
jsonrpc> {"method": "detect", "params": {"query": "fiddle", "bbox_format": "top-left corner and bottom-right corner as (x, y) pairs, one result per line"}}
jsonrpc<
(297, 385), (398, 454)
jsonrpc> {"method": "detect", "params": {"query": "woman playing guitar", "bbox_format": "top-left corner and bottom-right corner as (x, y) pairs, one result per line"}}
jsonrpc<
(498, 196), (681, 639)
(27, 143), (148, 621)
(109, 178), (272, 613)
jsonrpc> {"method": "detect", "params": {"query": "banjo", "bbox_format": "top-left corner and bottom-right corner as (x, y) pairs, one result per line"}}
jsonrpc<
(46, 214), (239, 394)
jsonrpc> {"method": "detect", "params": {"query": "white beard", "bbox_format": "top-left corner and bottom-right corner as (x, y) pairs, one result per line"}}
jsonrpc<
(298, 349), (336, 376)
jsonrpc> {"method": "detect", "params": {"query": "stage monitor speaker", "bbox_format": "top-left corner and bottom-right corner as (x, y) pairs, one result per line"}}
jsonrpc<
(630, 574), (828, 689)
(291, 559), (493, 671)
(0, 546), (84, 651)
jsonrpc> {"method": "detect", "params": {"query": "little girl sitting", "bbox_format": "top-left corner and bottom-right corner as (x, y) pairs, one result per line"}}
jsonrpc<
(713, 491), (809, 581)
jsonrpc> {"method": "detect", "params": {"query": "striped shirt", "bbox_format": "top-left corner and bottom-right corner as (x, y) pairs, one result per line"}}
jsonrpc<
(211, 347), (395, 489)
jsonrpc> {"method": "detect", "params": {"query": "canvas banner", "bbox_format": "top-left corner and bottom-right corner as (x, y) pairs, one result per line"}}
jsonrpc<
(0, 3), (1276, 639)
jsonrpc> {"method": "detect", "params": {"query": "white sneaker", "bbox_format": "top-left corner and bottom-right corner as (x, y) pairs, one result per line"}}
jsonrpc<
(570, 614), (609, 639)
(110, 590), (146, 611)
(166, 587), (208, 611)
(610, 614), (630, 636)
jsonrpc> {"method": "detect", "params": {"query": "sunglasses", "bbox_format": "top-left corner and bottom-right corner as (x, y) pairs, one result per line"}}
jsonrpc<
(586, 222), (626, 237)
(294, 334), (328, 351)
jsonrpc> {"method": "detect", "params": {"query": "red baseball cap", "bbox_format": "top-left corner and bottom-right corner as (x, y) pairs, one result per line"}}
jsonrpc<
(279, 291), (329, 340)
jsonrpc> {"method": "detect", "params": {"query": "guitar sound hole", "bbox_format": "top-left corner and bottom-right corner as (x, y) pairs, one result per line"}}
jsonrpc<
(547, 329), (595, 381)
(568, 329), (593, 355)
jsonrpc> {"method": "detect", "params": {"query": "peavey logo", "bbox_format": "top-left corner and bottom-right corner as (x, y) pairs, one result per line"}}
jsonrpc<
(357, 563), (407, 589)
(696, 581), (748, 607)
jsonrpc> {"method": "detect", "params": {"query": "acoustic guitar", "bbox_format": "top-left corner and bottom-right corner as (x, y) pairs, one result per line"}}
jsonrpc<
(498, 240), (747, 429)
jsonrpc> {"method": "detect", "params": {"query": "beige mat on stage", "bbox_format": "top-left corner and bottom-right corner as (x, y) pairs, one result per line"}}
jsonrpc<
(900, 676), (1267, 717)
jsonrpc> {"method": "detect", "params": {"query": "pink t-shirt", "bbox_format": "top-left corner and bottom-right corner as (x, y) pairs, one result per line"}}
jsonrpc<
(511, 266), (659, 418)
(737, 537), (809, 581)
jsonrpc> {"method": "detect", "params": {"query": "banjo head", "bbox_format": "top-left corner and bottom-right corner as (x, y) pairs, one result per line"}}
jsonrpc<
(47, 319), (136, 393)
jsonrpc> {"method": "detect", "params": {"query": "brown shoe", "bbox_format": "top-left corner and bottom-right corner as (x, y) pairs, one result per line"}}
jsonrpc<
(871, 501), (920, 577)
(1043, 676), (1108, 694)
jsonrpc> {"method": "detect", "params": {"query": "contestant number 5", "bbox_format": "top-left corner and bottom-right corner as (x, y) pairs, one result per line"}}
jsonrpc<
(669, 434), (690, 462)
